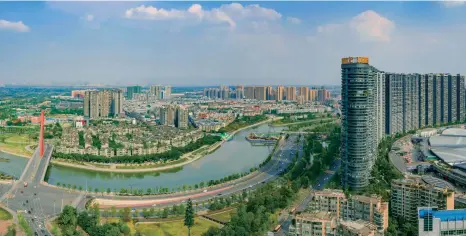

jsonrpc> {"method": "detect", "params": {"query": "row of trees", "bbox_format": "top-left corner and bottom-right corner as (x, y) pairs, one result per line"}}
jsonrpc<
(54, 167), (258, 196)
(58, 204), (130, 236)
(54, 135), (221, 164)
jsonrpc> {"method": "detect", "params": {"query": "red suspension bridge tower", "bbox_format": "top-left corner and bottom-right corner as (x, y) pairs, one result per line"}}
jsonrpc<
(39, 110), (45, 157)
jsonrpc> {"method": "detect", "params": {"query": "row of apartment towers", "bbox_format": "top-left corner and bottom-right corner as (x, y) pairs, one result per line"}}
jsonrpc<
(83, 90), (124, 119)
(341, 57), (466, 191)
(204, 85), (330, 102)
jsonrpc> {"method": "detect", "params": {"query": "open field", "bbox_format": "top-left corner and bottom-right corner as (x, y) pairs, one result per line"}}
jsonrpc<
(135, 217), (219, 236)
(0, 134), (34, 157)
(206, 208), (237, 223)
(0, 207), (12, 220)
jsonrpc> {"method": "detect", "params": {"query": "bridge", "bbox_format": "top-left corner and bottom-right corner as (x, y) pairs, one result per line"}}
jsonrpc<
(0, 111), (82, 236)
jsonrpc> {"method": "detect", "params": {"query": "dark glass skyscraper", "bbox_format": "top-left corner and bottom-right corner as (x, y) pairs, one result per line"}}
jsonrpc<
(341, 57), (380, 191)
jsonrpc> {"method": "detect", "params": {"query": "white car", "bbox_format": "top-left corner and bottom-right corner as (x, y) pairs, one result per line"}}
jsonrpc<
(203, 189), (208, 193)
(152, 204), (157, 207)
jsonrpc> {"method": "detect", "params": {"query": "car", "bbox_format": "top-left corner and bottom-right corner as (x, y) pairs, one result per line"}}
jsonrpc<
(217, 193), (222, 196)
(181, 200), (186, 203)
(152, 204), (157, 207)
(249, 185), (253, 188)
(203, 189), (208, 193)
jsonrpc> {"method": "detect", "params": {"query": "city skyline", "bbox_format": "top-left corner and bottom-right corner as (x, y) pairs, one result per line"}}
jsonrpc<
(2, 1), (466, 85)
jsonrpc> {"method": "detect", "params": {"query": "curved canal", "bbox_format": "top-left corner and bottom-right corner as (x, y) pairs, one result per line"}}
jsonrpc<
(0, 123), (282, 190)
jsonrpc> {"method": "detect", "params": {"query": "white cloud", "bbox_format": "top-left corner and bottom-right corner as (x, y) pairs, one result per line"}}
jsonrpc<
(317, 10), (395, 42)
(440, 1), (465, 7)
(83, 14), (94, 22)
(0, 19), (30, 32)
(287, 17), (301, 25)
(124, 3), (281, 29)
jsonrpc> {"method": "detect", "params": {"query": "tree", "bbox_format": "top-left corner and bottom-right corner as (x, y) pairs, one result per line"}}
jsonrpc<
(58, 205), (78, 235)
(111, 206), (117, 217)
(184, 199), (195, 236)
(162, 207), (169, 218)
(107, 188), (111, 195)
(122, 207), (132, 222)
(91, 203), (101, 225)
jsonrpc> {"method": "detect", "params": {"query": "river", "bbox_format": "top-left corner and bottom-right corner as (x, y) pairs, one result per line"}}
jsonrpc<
(0, 123), (282, 190)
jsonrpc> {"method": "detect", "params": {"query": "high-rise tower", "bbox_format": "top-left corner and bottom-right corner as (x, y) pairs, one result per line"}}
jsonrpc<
(341, 57), (378, 191)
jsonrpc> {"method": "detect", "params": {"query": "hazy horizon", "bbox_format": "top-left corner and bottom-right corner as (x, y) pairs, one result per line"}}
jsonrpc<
(2, 2), (466, 85)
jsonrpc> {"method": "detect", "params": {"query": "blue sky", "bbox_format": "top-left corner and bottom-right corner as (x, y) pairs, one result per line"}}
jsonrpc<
(1, 1), (466, 86)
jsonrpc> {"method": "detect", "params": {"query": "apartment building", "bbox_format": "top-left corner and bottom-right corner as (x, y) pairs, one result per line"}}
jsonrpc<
(160, 105), (176, 126)
(150, 85), (163, 99)
(245, 86), (255, 99)
(286, 86), (297, 101)
(341, 57), (379, 191)
(309, 189), (346, 218)
(308, 190), (388, 232)
(299, 86), (310, 101)
(176, 106), (189, 129)
(340, 195), (389, 232)
(235, 85), (244, 99)
(83, 89), (124, 119)
(276, 86), (285, 101)
(288, 212), (338, 236)
(391, 178), (455, 222)
(254, 86), (267, 100)
(309, 89), (318, 102)
(126, 86), (141, 100)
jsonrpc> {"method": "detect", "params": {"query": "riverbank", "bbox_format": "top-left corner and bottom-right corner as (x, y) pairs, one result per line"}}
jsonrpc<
(270, 117), (335, 127)
(49, 118), (278, 174)
(0, 149), (30, 159)
(51, 141), (222, 173)
(0, 134), (34, 158)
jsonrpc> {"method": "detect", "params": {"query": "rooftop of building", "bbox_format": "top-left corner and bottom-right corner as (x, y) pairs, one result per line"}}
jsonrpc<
(339, 220), (377, 235)
(429, 128), (466, 165)
(422, 175), (455, 190)
(392, 177), (455, 193)
(295, 211), (336, 221)
(347, 194), (382, 205)
(419, 208), (466, 221)
(311, 189), (345, 197)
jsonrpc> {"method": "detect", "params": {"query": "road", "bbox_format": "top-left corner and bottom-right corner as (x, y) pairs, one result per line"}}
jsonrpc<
(1, 145), (81, 236)
(90, 135), (303, 209)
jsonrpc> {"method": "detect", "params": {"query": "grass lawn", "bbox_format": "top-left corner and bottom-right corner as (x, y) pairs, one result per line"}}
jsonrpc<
(206, 209), (237, 223)
(0, 207), (12, 220)
(116, 158), (187, 169)
(135, 217), (219, 236)
(0, 134), (34, 157)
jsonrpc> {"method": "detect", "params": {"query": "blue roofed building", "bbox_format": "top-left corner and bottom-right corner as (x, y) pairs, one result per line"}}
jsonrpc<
(418, 207), (466, 236)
